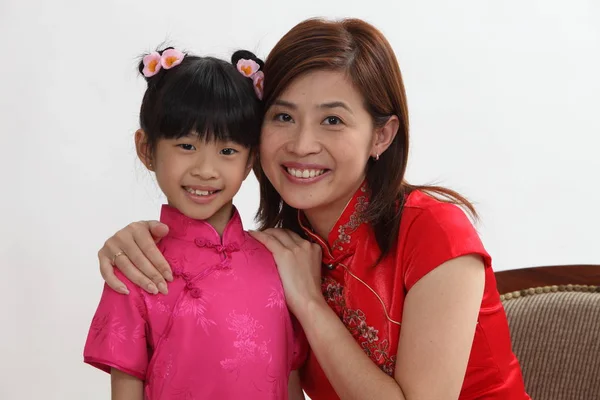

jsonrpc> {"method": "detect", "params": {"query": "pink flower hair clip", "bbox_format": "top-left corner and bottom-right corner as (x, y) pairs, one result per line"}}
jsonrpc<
(236, 59), (264, 100)
(142, 48), (185, 78)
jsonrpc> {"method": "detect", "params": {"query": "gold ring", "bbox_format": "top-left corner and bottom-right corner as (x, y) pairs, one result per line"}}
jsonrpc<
(112, 250), (127, 266)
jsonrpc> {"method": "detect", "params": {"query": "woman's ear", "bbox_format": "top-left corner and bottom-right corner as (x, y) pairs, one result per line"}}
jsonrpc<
(134, 129), (153, 170)
(370, 115), (400, 159)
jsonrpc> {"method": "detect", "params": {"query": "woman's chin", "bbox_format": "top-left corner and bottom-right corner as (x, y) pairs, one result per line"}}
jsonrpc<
(281, 192), (326, 213)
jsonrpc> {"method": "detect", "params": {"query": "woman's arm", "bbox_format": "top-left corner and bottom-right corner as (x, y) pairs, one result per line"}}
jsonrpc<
(303, 256), (484, 400)
(288, 370), (306, 400)
(298, 295), (404, 399)
(98, 221), (172, 295)
(250, 229), (484, 400)
(111, 369), (143, 400)
(393, 255), (484, 399)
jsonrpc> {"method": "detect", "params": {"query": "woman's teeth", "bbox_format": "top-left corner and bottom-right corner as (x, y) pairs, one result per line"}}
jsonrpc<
(286, 168), (326, 179)
(185, 187), (216, 196)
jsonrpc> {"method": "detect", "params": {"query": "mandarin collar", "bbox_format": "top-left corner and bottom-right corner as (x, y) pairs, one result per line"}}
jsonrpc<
(298, 182), (371, 265)
(160, 205), (245, 247)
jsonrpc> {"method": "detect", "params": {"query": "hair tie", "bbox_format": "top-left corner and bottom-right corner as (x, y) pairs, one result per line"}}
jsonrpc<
(142, 48), (185, 78)
(236, 59), (264, 100)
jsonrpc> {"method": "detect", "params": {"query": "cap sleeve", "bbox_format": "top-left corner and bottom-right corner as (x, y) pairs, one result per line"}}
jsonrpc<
(83, 270), (148, 379)
(403, 203), (491, 291)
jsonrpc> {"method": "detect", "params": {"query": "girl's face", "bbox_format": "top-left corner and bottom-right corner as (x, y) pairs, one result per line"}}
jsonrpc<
(137, 132), (252, 231)
(260, 70), (378, 221)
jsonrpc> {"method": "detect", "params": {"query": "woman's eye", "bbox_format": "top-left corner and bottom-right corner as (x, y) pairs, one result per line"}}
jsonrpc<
(322, 116), (342, 125)
(220, 148), (238, 156)
(178, 144), (196, 151)
(274, 113), (293, 123)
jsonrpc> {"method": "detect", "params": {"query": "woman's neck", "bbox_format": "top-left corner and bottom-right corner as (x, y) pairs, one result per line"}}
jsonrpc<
(303, 185), (360, 241)
(304, 208), (338, 241)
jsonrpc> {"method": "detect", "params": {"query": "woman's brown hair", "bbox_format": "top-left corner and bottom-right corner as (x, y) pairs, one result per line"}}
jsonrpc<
(255, 18), (476, 256)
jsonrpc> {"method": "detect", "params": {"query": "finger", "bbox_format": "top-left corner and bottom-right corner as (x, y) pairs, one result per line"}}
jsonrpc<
(148, 220), (169, 243)
(281, 229), (309, 246)
(112, 222), (169, 293)
(104, 240), (161, 295)
(113, 252), (161, 295)
(249, 230), (288, 254)
(137, 222), (173, 282)
(117, 236), (167, 295)
(99, 252), (129, 295)
(262, 228), (298, 249)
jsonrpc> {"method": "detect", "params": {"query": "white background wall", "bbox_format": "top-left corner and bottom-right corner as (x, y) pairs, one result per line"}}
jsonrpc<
(1, 0), (598, 398)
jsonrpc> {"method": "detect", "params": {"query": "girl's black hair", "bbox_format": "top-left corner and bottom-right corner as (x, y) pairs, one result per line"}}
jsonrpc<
(137, 47), (264, 153)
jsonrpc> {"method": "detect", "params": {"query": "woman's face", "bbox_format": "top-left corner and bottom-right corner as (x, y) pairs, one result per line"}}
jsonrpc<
(260, 70), (377, 218)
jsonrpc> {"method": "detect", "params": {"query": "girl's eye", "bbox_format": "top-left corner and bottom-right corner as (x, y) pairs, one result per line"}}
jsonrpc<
(274, 113), (293, 123)
(220, 148), (238, 156)
(178, 144), (196, 151)
(322, 116), (342, 125)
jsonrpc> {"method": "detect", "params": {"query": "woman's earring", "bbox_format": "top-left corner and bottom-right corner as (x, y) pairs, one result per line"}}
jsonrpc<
(374, 153), (379, 161)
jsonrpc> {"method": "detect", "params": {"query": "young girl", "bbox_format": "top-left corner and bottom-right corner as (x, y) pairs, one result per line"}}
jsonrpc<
(83, 47), (305, 399)
(97, 19), (530, 400)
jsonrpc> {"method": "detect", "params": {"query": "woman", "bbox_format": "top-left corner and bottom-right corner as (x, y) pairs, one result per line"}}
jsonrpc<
(98, 18), (529, 399)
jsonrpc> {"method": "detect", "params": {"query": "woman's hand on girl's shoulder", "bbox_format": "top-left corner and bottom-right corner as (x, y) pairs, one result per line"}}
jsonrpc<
(98, 220), (172, 295)
(249, 228), (324, 318)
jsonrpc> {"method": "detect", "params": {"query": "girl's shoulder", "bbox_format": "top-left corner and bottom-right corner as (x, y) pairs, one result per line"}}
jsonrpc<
(241, 230), (277, 261)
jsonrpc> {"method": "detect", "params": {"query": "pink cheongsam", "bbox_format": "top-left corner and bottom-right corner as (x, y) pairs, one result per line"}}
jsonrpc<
(84, 205), (306, 399)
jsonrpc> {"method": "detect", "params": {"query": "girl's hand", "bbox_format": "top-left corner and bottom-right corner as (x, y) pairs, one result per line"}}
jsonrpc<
(98, 221), (172, 295)
(249, 228), (324, 317)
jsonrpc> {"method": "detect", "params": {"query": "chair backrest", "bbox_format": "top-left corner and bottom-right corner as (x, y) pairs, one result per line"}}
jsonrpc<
(496, 264), (600, 294)
(498, 265), (600, 400)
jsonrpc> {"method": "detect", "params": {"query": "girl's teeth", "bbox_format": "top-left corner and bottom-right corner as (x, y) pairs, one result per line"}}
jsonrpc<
(186, 188), (214, 196)
(287, 168), (325, 179)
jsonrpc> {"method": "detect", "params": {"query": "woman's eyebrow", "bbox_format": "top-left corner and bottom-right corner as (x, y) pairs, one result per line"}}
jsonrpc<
(318, 101), (353, 114)
(272, 99), (353, 115)
(272, 99), (297, 109)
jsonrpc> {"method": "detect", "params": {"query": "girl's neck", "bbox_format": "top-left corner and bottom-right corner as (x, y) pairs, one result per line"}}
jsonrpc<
(169, 201), (234, 237)
(205, 204), (234, 237)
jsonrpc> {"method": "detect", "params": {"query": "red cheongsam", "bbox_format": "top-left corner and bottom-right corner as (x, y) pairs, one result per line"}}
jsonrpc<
(299, 184), (530, 399)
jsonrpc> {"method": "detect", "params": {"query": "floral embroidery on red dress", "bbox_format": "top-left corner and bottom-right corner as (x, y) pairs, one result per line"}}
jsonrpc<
(322, 276), (397, 376)
(301, 184), (398, 376)
(331, 186), (368, 251)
